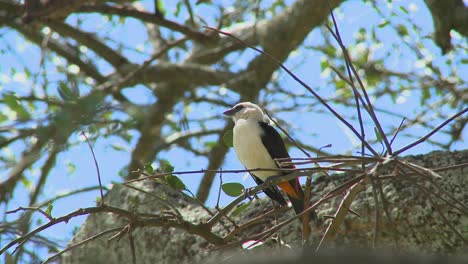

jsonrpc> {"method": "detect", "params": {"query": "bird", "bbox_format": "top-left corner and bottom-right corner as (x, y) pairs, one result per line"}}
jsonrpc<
(223, 102), (316, 219)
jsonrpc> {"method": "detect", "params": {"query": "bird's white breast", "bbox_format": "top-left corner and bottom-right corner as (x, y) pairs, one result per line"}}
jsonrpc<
(233, 119), (278, 181)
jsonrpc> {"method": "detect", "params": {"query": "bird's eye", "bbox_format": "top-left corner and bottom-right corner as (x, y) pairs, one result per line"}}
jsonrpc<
(234, 105), (244, 110)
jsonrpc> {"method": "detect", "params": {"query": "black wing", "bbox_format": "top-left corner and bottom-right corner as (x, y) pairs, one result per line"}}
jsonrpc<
(251, 174), (288, 206)
(258, 121), (294, 170)
(258, 121), (310, 216)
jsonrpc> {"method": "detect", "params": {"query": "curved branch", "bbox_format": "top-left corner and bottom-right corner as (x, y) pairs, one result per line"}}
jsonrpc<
(48, 21), (129, 68)
(78, 3), (215, 43)
(10, 22), (105, 82)
(121, 62), (234, 88)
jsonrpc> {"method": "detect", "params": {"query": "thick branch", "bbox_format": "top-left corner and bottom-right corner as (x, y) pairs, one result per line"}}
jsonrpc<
(424, 0), (468, 53)
(48, 21), (129, 68)
(78, 3), (215, 44)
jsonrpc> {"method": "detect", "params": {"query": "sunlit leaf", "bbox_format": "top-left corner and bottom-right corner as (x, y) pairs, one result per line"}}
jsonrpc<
(160, 159), (174, 173)
(420, 88), (431, 106)
(0, 113), (7, 123)
(320, 59), (329, 71)
(374, 127), (383, 143)
(2, 92), (30, 120)
(45, 203), (53, 216)
(399, 6), (409, 14)
(58, 82), (79, 101)
(222, 182), (245, 197)
(144, 163), (154, 174)
(20, 176), (33, 190)
(378, 20), (390, 28)
(165, 175), (186, 191)
(66, 161), (76, 175)
(204, 141), (217, 149)
(156, 0), (166, 16)
(231, 200), (252, 217)
(110, 144), (127, 152)
(396, 24), (408, 36)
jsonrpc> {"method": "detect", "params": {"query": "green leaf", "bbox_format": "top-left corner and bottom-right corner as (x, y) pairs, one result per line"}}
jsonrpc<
(156, 0), (166, 16)
(58, 82), (80, 101)
(222, 182), (245, 197)
(0, 112), (7, 123)
(396, 24), (409, 36)
(66, 161), (76, 175)
(24, 67), (31, 78)
(320, 59), (329, 71)
(204, 141), (218, 149)
(160, 159), (174, 173)
(2, 92), (30, 120)
(196, 0), (212, 5)
(174, 2), (182, 16)
(144, 163), (154, 174)
(20, 176), (33, 190)
(223, 129), (234, 147)
(165, 175), (186, 191)
(231, 200), (252, 217)
(420, 88), (430, 106)
(377, 20), (390, 28)
(45, 203), (53, 216)
(374, 127), (383, 143)
(110, 144), (127, 152)
(399, 6), (409, 14)
(118, 165), (128, 178)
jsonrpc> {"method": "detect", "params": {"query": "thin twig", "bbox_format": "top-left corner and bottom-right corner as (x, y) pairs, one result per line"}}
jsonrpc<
(216, 169), (223, 210)
(326, 6), (393, 155)
(394, 107), (468, 155)
(389, 117), (406, 147)
(128, 165), (362, 184)
(81, 131), (104, 204)
(6, 207), (53, 221)
(325, 7), (368, 163)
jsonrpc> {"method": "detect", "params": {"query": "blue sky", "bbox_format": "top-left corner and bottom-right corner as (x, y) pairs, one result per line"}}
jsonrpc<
(1, 0), (467, 259)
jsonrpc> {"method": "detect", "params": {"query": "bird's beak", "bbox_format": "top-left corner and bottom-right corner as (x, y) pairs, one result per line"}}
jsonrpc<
(223, 107), (236, 116)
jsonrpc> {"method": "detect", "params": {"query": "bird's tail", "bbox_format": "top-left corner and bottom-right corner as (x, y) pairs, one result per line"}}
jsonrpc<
(278, 179), (317, 221)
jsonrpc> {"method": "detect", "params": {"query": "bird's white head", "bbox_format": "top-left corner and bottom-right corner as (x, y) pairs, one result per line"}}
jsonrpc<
(223, 102), (267, 123)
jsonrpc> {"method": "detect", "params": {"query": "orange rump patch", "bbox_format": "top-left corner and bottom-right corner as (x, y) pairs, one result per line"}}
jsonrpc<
(278, 182), (299, 199)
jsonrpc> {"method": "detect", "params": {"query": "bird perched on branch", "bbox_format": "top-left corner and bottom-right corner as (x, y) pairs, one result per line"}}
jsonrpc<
(224, 102), (316, 220)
